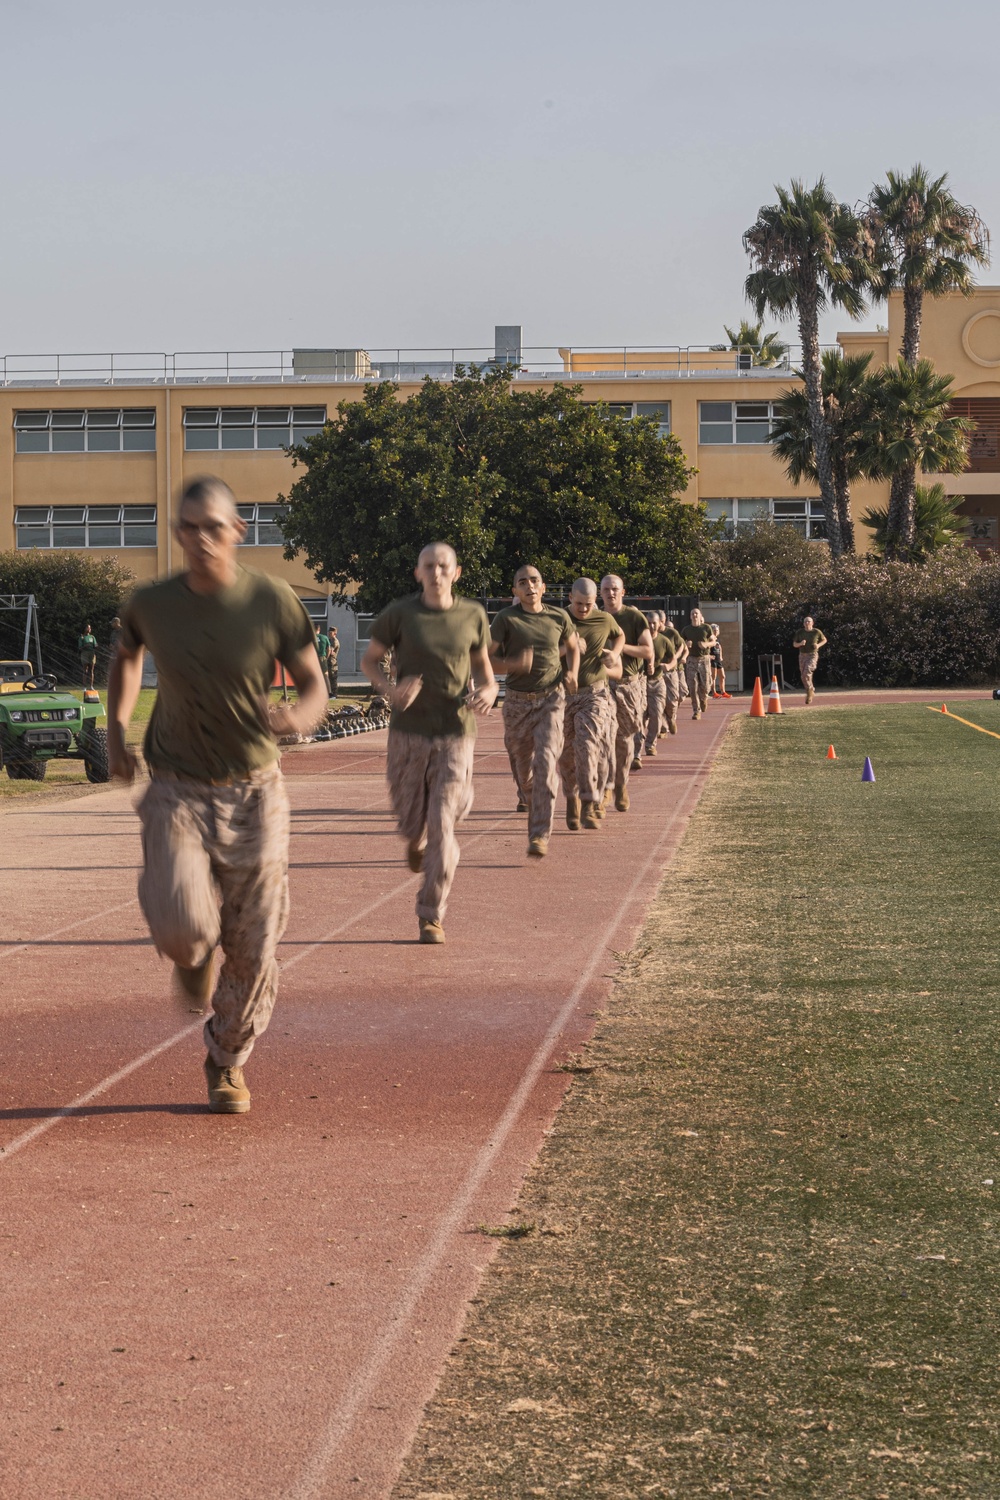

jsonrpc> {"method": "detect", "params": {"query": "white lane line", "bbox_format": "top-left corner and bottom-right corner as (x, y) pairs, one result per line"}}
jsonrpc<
(285, 715), (732, 1500)
(0, 1024), (199, 1161)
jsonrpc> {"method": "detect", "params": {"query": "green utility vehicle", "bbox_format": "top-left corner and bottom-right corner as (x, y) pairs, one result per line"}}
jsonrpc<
(0, 661), (109, 782)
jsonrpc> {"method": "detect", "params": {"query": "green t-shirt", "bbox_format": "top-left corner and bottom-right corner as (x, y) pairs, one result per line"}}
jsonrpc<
(649, 633), (673, 680)
(607, 606), (649, 678)
(120, 567), (314, 780)
(569, 609), (624, 689)
(490, 602), (574, 693)
(659, 625), (685, 670)
(316, 632), (331, 660)
(684, 622), (715, 658)
(795, 628), (827, 652)
(372, 593), (489, 739)
(78, 633), (98, 660)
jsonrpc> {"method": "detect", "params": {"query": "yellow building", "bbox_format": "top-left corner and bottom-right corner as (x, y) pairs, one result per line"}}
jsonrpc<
(0, 298), (994, 669)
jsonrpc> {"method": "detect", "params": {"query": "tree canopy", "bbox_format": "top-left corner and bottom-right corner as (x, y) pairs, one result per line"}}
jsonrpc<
(278, 367), (705, 611)
(0, 551), (135, 682)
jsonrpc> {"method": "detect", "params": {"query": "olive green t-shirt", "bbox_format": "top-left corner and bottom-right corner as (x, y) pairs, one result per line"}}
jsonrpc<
(606, 606), (649, 678)
(316, 632), (331, 660)
(121, 567), (314, 780)
(659, 625), (685, 670)
(649, 633), (673, 680)
(372, 593), (489, 739)
(795, 628), (827, 652)
(490, 603), (574, 693)
(684, 622), (716, 658)
(569, 609), (624, 689)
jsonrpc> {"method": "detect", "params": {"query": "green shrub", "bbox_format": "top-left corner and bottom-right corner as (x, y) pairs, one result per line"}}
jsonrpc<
(0, 552), (136, 683)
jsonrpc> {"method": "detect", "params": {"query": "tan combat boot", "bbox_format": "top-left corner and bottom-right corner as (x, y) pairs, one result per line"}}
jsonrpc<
(407, 842), (424, 872)
(173, 952), (215, 1014)
(615, 785), (630, 812)
(204, 1058), (251, 1115)
(419, 918), (446, 944)
(581, 801), (601, 830)
(565, 795), (581, 831)
(527, 837), (548, 858)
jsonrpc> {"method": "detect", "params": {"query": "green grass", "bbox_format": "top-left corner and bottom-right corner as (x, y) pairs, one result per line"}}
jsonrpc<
(393, 703), (1000, 1499)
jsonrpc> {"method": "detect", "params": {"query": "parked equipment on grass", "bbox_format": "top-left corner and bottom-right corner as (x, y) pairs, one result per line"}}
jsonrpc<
(0, 661), (109, 782)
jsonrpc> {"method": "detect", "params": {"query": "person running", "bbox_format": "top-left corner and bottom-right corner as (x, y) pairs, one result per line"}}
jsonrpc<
(710, 623), (732, 699)
(599, 575), (652, 812)
(793, 616), (828, 705)
(107, 476), (327, 1115)
(683, 607), (715, 720)
(490, 564), (579, 858)
(315, 624), (333, 697)
(642, 612), (675, 755)
(559, 578), (623, 831)
(328, 626), (340, 699)
(362, 543), (497, 944)
(78, 623), (98, 689)
(659, 613), (688, 735)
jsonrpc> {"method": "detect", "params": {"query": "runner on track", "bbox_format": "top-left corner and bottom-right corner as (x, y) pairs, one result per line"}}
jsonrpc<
(599, 575), (653, 812)
(642, 611), (675, 756)
(490, 565), (579, 858)
(660, 613), (687, 736)
(107, 476), (328, 1115)
(361, 543), (498, 944)
(559, 578), (623, 831)
(793, 615), (828, 705)
(683, 607), (715, 720)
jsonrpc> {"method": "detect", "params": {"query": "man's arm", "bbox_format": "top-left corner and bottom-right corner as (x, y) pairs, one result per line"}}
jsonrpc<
(107, 643), (145, 783)
(621, 626), (654, 666)
(362, 634), (425, 711)
(270, 644), (329, 739)
(560, 632), (580, 695)
(467, 643), (500, 714)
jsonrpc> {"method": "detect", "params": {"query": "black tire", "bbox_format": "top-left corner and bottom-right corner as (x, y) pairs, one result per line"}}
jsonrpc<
(81, 726), (110, 784)
(6, 754), (46, 781)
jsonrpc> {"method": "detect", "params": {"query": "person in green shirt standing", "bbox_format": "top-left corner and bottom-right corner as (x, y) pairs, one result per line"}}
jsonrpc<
(599, 575), (653, 812)
(793, 616), (828, 704)
(78, 623), (98, 689)
(559, 578), (623, 831)
(362, 543), (498, 944)
(314, 625), (333, 697)
(490, 564), (580, 858)
(683, 607), (715, 719)
(328, 626), (340, 699)
(108, 476), (328, 1115)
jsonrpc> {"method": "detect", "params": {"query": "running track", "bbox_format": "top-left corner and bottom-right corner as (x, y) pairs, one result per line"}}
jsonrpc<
(0, 692), (986, 1499)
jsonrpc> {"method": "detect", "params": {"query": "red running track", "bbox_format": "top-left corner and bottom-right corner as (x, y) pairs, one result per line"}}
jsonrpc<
(1, 693), (972, 1499)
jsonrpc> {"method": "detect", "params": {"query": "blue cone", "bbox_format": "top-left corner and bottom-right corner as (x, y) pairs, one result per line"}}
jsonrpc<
(862, 756), (875, 783)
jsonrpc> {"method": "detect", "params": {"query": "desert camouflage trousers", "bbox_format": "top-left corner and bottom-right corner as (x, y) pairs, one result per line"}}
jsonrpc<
(799, 651), (819, 693)
(560, 682), (613, 804)
(664, 665), (682, 727)
(386, 728), (475, 923)
(137, 765), (290, 1069)
(644, 676), (667, 748)
(612, 674), (647, 791)
(685, 657), (712, 713)
(503, 685), (565, 841)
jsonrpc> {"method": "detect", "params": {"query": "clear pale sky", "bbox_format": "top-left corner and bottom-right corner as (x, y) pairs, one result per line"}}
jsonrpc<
(3, 0), (998, 359)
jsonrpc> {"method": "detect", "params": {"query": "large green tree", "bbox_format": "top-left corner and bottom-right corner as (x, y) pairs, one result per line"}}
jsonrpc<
(744, 179), (874, 559)
(865, 165), (989, 555)
(0, 551), (135, 683)
(278, 367), (704, 611)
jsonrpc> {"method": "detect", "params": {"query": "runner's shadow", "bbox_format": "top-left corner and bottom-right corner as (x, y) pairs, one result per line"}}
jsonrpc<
(0, 1103), (209, 1119)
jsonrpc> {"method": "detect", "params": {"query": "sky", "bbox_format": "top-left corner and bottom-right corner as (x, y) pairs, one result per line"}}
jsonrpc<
(3, 0), (1000, 362)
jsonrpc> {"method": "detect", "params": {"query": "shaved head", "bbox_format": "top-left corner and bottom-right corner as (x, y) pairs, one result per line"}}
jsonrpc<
(513, 563), (543, 584)
(418, 541), (458, 568)
(571, 577), (597, 598)
(177, 475), (239, 522)
(600, 574), (624, 592)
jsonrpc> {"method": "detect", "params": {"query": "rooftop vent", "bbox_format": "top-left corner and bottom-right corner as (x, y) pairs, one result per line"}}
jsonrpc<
(292, 348), (372, 380)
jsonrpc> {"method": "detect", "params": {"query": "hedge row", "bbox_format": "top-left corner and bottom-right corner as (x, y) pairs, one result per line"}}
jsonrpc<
(704, 527), (1000, 687)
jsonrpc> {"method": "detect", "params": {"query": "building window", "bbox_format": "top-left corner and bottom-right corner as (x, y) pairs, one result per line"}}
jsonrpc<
(183, 406), (326, 451)
(698, 401), (776, 445)
(236, 503), (285, 545)
(583, 401), (671, 436)
(14, 409), (156, 454)
(15, 505), (158, 549)
(705, 498), (826, 539)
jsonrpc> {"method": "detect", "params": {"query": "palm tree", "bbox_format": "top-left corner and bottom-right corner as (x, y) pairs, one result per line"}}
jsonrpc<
(744, 180), (874, 558)
(770, 351), (878, 554)
(861, 482), (970, 560)
(866, 166), (989, 555)
(711, 320), (788, 367)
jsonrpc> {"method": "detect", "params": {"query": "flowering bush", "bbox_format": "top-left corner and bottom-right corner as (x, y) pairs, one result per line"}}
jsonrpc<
(705, 525), (1000, 686)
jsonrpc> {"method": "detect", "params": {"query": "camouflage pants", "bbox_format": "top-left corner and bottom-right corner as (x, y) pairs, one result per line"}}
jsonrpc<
(386, 728), (475, 923)
(137, 766), (290, 1069)
(799, 652), (819, 692)
(612, 675), (647, 791)
(560, 683), (611, 803)
(664, 666), (682, 727)
(685, 657), (712, 713)
(503, 686), (565, 841)
(644, 676), (667, 748)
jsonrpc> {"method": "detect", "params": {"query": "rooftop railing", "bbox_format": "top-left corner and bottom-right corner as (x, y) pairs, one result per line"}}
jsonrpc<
(0, 345), (839, 389)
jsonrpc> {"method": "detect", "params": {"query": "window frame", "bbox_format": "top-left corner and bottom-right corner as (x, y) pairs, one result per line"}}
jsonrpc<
(14, 504), (159, 549)
(236, 502), (287, 547)
(698, 400), (779, 446)
(705, 498), (826, 539)
(183, 405), (327, 451)
(13, 408), (157, 454)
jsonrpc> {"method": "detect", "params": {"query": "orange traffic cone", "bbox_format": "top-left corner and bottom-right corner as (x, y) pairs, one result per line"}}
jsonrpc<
(826, 745), (837, 759)
(767, 676), (783, 715)
(749, 677), (766, 717)
(941, 703), (948, 713)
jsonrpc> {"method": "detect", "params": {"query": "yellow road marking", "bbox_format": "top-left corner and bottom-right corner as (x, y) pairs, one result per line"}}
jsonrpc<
(927, 706), (1000, 741)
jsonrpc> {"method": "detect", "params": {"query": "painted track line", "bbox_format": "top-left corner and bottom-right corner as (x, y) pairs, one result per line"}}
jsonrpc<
(927, 705), (1000, 741)
(284, 712), (733, 1500)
